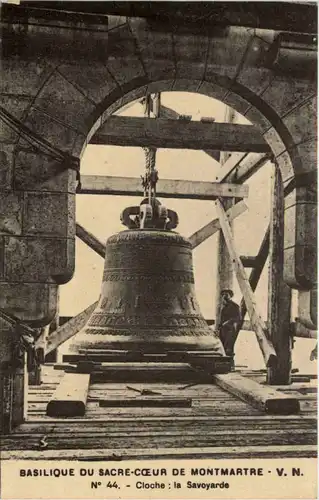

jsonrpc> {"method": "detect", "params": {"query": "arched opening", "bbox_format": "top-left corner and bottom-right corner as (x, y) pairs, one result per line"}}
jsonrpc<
(60, 91), (280, 370)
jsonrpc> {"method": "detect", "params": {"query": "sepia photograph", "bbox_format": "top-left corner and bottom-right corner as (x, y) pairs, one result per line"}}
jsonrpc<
(0, 1), (317, 499)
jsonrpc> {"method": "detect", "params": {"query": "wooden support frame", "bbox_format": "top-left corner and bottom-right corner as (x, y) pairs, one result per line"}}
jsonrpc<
(92, 116), (270, 153)
(213, 373), (300, 414)
(42, 101), (292, 377)
(45, 302), (98, 355)
(188, 201), (248, 248)
(215, 152), (246, 182)
(267, 167), (292, 385)
(159, 104), (219, 162)
(215, 106), (236, 334)
(240, 256), (258, 268)
(47, 373), (90, 417)
(239, 227), (270, 325)
(215, 199), (277, 368)
(155, 104), (270, 175)
(79, 175), (249, 200)
(76, 223), (106, 258)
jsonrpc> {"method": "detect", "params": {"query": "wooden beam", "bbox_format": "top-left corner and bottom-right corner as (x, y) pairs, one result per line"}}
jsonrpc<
(159, 104), (220, 162)
(240, 255), (258, 268)
(160, 105), (270, 178)
(215, 106), (236, 336)
(2, 445), (317, 461)
(230, 152), (269, 183)
(79, 175), (249, 200)
(215, 200), (277, 368)
(240, 227), (270, 325)
(76, 223), (106, 258)
(46, 373), (90, 417)
(46, 302), (98, 355)
(12, 353), (28, 426)
(215, 152), (246, 182)
(267, 167), (292, 385)
(188, 201), (248, 248)
(213, 373), (300, 414)
(92, 116), (270, 153)
(99, 398), (192, 408)
(139, 102), (268, 180)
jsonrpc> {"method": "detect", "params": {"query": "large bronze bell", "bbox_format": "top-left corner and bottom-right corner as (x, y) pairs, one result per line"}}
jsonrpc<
(70, 199), (225, 356)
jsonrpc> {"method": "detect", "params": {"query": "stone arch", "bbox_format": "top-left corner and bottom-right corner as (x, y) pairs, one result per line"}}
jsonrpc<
(1, 16), (316, 324)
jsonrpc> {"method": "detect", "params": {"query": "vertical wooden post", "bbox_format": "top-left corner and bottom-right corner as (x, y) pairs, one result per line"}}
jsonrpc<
(267, 166), (292, 384)
(45, 294), (60, 364)
(0, 316), (14, 433)
(12, 352), (28, 426)
(215, 106), (236, 327)
(0, 315), (27, 432)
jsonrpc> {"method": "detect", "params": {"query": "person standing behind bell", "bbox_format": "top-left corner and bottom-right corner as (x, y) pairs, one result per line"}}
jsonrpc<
(217, 289), (241, 369)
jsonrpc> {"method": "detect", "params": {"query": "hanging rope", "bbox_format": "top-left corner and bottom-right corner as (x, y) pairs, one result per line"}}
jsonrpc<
(140, 94), (159, 204)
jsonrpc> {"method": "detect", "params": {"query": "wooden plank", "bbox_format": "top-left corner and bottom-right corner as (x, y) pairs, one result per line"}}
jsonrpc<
(2, 426), (316, 450)
(29, 404), (259, 418)
(99, 398), (192, 408)
(188, 201), (247, 248)
(12, 355), (28, 426)
(16, 418), (316, 437)
(267, 167), (292, 385)
(216, 200), (277, 368)
(62, 352), (231, 372)
(92, 116), (270, 153)
(2, 444), (317, 460)
(17, 413), (317, 427)
(214, 373), (300, 414)
(159, 104), (222, 162)
(230, 152), (269, 183)
(46, 373), (90, 417)
(239, 227), (270, 325)
(46, 302), (98, 355)
(214, 108), (237, 351)
(274, 384), (317, 393)
(1, 372), (13, 433)
(76, 223), (106, 258)
(240, 255), (258, 268)
(159, 104), (269, 177)
(215, 152), (246, 182)
(79, 175), (248, 199)
(6, 426), (316, 443)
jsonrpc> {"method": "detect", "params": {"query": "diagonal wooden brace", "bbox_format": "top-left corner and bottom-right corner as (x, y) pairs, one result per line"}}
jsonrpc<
(76, 223), (106, 258)
(43, 302), (98, 355)
(215, 199), (277, 368)
(189, 201), (248, 248)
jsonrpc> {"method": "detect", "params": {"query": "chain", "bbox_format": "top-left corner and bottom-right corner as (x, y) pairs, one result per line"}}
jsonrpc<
(141, 95), (159, 205)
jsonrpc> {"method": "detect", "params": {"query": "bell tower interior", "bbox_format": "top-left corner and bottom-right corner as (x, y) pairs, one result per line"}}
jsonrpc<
(0, 1), (317, 469)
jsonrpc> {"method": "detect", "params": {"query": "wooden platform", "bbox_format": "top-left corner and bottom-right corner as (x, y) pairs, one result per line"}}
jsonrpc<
(1, 365), (317, 460)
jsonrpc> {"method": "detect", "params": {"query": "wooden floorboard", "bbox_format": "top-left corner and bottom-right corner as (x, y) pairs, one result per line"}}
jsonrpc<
(2, 445), (317, 461)
(3, 365), (316, 460)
